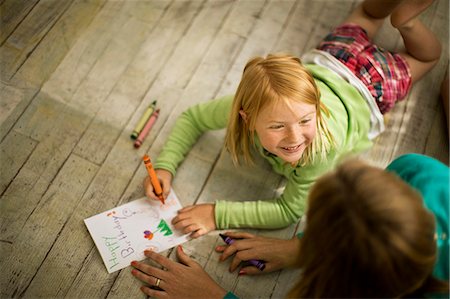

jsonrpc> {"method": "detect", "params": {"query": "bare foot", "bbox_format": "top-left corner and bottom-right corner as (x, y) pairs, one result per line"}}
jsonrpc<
(390, 0), (434, 28)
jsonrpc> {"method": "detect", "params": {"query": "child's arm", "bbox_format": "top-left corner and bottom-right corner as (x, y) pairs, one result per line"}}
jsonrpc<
(170, 174), (312, 237)
(144, 96), (232, 200)
(153, 95), (233, 176)
(215, 154), (338, 229)
(171, 155), (338, 236)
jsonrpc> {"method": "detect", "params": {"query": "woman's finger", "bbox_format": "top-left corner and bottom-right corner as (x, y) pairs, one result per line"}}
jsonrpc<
(215, 245), (226, 253)
(223, 231), (256, 239)
(140, 285), (167, 299)
(219, 244), (238, 261)
(131, 260), (167, 281)
(131, 268), (164, 288)
(238, 265), (266, 276)
(175, 245), (198, 268)
(144, 250), (175, 271)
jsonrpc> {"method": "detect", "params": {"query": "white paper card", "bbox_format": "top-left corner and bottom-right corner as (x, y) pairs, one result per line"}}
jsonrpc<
(84, 190), (189, 273)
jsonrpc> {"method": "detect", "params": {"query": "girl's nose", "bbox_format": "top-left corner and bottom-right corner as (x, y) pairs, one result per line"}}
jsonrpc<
(286, 126), (301, 142)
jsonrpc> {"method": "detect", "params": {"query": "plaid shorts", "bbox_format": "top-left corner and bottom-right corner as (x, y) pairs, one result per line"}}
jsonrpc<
(317, 24), (412, 114)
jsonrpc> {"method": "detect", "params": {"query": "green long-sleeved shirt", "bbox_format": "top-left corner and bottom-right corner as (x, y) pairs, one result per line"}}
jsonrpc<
(154, 64), (372, 229)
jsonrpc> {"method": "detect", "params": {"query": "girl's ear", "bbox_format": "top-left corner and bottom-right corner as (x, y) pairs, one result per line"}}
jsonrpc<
(239, 110), (248, 123)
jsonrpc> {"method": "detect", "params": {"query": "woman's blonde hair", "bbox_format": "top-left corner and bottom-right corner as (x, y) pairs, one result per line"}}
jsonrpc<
(224, 54), (333, 166)
(288, 159), (448, 298)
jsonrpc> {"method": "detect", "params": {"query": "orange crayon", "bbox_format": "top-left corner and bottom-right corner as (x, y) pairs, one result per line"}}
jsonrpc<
(142, 154), (165, 204)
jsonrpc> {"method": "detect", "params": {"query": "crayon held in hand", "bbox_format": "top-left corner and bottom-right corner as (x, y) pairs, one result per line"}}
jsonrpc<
(142, 154), (165, 204)
(219, 233), (266, 271)
(134, 109), (160, 148)
(131, 100), (157, 139)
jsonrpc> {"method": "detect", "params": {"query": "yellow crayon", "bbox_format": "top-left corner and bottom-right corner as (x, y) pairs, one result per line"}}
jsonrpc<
(130, 100), (157, 139)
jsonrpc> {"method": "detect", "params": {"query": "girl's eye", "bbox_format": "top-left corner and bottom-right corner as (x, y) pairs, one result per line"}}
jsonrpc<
(300, 119), (311, 125)
(269, 125), (284, 129)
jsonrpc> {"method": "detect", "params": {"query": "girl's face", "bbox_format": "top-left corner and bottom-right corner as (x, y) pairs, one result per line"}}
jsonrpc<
(254, 100), (317, 164)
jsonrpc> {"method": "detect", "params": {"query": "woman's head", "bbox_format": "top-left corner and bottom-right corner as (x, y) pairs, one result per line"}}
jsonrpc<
(289, 159), (440, 298)
(225, 54), (333, 166)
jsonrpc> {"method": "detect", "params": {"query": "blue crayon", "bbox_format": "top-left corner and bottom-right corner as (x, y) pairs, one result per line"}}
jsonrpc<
(219, 233), (266, 271)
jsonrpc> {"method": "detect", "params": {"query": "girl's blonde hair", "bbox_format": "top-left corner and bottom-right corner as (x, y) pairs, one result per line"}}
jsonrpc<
(288, 159), (448, 298)
(224, 54), (333, 166)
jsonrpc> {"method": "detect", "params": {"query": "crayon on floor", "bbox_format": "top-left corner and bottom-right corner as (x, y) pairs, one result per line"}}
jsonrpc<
(131, 100), (157, 139)
(134, 108), (160, 148)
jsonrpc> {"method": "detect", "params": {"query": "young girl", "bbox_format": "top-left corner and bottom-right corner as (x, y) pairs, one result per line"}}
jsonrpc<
(131, 154), (449, 298)
(144, 0), (441, 237)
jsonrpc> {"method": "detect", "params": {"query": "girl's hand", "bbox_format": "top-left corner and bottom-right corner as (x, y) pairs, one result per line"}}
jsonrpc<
(131, 246), (227, 299)
(215, 231), (302, 275)
(144, 169), (172, 201)
(172, 204), (216, 238)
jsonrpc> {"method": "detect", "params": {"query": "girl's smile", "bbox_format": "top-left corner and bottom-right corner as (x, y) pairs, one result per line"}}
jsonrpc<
(253, 99), (317, 164)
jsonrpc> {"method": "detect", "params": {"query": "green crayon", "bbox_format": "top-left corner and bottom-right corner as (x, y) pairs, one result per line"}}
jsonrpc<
(131, 100), (157, 139)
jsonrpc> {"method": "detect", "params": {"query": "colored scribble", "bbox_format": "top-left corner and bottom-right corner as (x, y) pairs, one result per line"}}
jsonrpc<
(107, 211), (116, 217)
(156, 219), (173, 236)
(143, 219), (173, 240)
(159, 196), (177, 211)
(144, 230), (154, 240)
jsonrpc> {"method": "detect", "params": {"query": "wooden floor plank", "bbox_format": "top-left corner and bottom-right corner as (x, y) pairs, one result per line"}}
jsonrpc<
(0, 0), (106, 143)
(0, 130), (37, 195)
(14, 1), (158, 144)
(0, 94), (92, 243)
(72, 1), (184, 165)
(13, 0), (107, 88)
(0, 0), (74, 81)
(0, 0), (39, 45)
(0, 154), (98, 298)
(275, 0), (327, 55)
(0, 80), (38, 141)
(41, 0), (127, 104)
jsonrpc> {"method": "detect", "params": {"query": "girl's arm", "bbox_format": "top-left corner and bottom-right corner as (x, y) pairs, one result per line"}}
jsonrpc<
(153, 95), (233, 175)
(215, 152), (338, 229)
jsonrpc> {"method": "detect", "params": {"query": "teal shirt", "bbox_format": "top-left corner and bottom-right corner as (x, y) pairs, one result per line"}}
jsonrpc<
(155, 64), (372, 229)
(387, 153), (449, 281)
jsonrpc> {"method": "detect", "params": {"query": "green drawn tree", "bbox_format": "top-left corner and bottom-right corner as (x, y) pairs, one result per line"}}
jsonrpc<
(155, 219), (173, 236)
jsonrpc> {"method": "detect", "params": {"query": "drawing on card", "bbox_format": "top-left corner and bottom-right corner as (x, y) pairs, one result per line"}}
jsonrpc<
(84, 189), (189, 273)
(143, 219), (173, 240)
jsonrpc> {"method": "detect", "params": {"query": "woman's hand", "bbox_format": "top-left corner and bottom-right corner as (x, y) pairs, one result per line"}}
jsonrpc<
(131, 246), (227, 299)
(144, 169), (173, 201)
(172, 204), (216, 238)
(216, 231), (302, 275)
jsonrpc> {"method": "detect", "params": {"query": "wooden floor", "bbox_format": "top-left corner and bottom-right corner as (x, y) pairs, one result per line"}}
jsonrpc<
(1, 0), (448, 298)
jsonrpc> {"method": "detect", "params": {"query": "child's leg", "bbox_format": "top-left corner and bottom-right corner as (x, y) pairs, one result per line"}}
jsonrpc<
(391, 1), (441, 83)
(343, 0), (404, 39)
